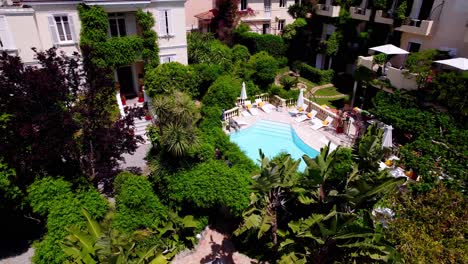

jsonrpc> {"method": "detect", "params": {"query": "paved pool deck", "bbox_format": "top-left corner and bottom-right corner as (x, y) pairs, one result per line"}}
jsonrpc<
(228, 105), (357, 152)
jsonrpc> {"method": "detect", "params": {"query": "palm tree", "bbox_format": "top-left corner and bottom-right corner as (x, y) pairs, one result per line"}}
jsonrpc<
(235, 151), (300, 246)
(150, 91), (200, 157)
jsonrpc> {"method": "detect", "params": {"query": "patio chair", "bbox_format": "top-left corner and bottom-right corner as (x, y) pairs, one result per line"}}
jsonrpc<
(289, 105), (308, 116)
(244, 100), (258, 116)
(294, 110), (317, 122)
(310, 116), (334, 130)
(255, 98), (274, 113)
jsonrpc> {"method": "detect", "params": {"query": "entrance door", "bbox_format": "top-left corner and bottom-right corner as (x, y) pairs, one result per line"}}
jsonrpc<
(407, 42), (421, 53)
(117, 66), (136, 98)
(262, 23), (270, 34)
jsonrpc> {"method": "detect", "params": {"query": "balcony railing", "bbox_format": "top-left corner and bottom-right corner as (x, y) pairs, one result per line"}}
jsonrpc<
(316, 4), (341, 17)
(386, 67), (418, 90)
(350, 7), (371, 21)
(374, 10), (394, 24)
(395, 19), (434, 36)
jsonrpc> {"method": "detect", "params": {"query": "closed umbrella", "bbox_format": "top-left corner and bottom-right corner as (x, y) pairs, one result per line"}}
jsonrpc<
(382, 125), (393, 148)
(296, 89), (304, 109)
(240, 82), (248, 99)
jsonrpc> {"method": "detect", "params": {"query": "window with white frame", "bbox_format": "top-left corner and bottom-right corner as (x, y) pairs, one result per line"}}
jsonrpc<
(277, 19), (285, 31)
(241, 0), (248, 10)
(279, 0), (286, 7)
(160, 54), (176, 63)
(158, 10), (173, 36)
(108, 13), (127, 37)
(54, 16), (73, 42)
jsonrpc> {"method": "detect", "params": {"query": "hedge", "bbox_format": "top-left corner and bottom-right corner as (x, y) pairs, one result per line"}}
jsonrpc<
(234, 31), (287, 58)
(298, 63), (334, 84)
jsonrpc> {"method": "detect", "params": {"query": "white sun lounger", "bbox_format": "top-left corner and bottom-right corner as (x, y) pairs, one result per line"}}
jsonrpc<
(255, 99), (274, 113)
(294, 110), (317, 122)
(310, 116), (334, 130)
(244, 100), (258, 116)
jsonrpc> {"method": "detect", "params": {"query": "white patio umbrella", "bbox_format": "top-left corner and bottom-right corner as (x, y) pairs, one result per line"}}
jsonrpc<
(240, 82), (248, 99)
(434, 58), (468, 71)
(369, 44), (409, 55)
(296, 89), (304, 109)
(382, 125), (393, 149)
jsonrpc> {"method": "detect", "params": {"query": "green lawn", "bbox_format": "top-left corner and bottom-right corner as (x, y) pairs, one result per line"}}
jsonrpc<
(314, 86), (343, 96)
(312, 95), (350, 109)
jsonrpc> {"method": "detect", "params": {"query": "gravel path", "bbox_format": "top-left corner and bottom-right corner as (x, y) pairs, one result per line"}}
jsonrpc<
(120, 143), (151, 174)
(0, 248), (34, 264)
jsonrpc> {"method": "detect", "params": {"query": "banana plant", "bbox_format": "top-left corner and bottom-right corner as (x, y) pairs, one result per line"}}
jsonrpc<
(61, 208), (197, 264)
(235, 150), (300, 246)
(278, 206), (394, 263)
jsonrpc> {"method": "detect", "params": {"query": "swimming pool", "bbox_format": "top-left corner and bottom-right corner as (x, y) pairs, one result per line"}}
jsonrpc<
(230, 120), (319, 171)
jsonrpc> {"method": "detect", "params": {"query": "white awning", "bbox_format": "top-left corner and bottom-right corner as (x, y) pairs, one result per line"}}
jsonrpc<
(369, 44), (409, 55)
(434, 58), (468, 71)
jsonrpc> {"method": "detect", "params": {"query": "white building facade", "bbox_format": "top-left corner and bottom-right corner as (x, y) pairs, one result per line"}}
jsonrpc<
(0, 0), (188, 96)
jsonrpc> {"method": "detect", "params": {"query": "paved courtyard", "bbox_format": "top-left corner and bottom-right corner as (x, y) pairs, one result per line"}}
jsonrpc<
(229, 105), (357, 152)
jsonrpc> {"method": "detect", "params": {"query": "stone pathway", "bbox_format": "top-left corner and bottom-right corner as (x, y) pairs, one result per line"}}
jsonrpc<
(0, 248), (34, 264)
(172, 228), (257, 264)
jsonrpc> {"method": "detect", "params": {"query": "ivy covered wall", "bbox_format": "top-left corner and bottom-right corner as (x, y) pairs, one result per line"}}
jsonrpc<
(77, 4), (159, 69)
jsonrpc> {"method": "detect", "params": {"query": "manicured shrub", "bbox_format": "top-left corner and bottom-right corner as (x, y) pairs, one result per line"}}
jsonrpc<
(280, 75), (298, 90)
(145, 62), (197, 97)
(298, 63), (334, 84)
(203, 75), (242, 109)
(167, 160), (251, 216)
(231, 44), (251, 63)
(234, 31), (287, 58)
(192, 63), (225, 98)
(113, 172), (168, 233)
(247, 51), (280, 88)
(27, 177), (108, 264)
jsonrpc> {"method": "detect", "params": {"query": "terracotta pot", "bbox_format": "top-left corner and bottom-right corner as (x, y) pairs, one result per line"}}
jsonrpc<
(121, 95), (126, 106)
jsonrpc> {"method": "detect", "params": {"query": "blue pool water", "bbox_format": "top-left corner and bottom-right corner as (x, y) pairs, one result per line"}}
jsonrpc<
(230, 120), (319, 171)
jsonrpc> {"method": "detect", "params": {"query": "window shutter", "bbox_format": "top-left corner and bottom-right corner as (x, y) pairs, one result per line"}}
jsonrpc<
(0, 16), (15, 50)
(48, 15), (59, 46)
(158, 10), (165, 36)
(167, 9), (174, 36)
(68, 15), (77, 43)
(125, 13), (137, 36)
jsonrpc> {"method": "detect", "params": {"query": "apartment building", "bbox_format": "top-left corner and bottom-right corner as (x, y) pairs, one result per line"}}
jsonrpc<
(0, 0), (188, 96)
(185, 0), (296, 35)
(350, 0), (468, 89)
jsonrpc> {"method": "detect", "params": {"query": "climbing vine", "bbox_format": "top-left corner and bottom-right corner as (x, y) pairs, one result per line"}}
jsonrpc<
(77, 4), (159, 69)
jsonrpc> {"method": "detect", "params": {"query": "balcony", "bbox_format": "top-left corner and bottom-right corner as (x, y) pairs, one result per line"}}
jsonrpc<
(395, 19), (434, 36)
(387, 67), (418, 90)
(316, 4), (341, 17)
(350, 7), (371, 21)
(374, 10), (393, 25)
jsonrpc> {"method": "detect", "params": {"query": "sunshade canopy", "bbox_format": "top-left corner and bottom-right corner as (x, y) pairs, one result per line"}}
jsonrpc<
(370, 44), (409, 55)
(434, 58), (468, 71)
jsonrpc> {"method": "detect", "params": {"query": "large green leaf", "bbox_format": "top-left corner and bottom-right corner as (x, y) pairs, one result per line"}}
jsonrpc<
(82, 208), (101, 240)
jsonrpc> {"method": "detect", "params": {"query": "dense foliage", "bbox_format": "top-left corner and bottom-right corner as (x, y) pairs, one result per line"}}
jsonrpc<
(27, 177), (108, 264)
(386, 184), (467, 263)
(113, 172), (168, 233)
(78, 5), (159, 68)
(234, 29), (287, 58)
(202, 75), (242, 109)
(167, 160), (251, 216)
(145, 62), (197, 97)
(298, 62), (334, 84)
(371, 91), (467, 190)
(247, 51), (280, 88)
